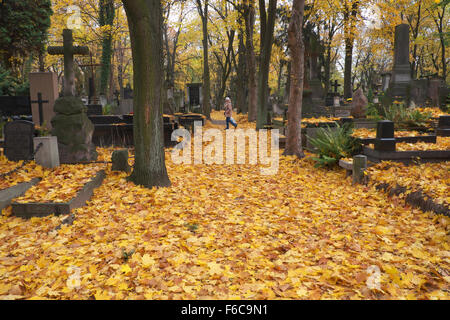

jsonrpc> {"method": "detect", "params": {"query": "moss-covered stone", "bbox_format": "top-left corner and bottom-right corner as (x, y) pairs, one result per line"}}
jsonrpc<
(50, 96), (97, 163)
(111, 149), (131, 173)
(53, 96), (87, 115)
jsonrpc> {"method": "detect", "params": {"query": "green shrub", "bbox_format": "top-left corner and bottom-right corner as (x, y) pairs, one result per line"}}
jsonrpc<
(0, 65), (30, 96)
(308, 124), (360, 168)
(0, 120), (4, 139)
(366, 103), (383, 121)
(103, 104), (112, 115)
(382, 103), (431, 128)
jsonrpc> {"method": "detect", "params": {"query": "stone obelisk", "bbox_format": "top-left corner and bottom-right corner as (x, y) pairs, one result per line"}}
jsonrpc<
(390, 24), (412, 98)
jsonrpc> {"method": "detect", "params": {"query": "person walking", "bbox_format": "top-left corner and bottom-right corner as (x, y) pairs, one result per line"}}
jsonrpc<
(224, 97), (237, 130)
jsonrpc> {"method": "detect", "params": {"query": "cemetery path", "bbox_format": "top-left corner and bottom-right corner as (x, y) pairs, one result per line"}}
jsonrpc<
(0, 149), (449, 300)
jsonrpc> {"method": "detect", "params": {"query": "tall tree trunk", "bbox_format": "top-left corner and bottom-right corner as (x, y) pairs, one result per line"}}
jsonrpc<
(108, 42), (115, 102)
(196, 0), (211, 119)
(122, 0), (171, 188)
(277, 60), (284, 95)
(99, 0), (115, 96)
(343, 1), (358, 100)
(438, 10), (446, 80)
(285, 60), (291, 104)
(256, 0), (277, 130)
(244, 0), (257, 122)
(344, 38), (353, 99)
(283, 0), (305, 159)
(236, 31), (247, 114)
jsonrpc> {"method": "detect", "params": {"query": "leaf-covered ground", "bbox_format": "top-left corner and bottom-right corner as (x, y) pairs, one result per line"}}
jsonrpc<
(0, 144), (449, 300)
(368, 161), (450, 208)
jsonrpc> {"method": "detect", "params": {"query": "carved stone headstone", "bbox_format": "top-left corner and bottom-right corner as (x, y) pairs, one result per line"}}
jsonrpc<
(29, 72), (59, 129)
(350, 88), (368, 119)
(187, 83), (202, 111)
(4, 121), (35, 161)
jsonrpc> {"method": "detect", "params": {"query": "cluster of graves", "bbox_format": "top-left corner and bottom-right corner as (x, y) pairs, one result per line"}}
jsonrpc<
(271, 23), (449, 130)
(0, 29), (208, 219)
(0, 28), (207, 153)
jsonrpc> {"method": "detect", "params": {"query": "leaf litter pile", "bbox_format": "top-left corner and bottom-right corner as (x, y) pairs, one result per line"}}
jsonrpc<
(15, 164), (106, 204)
(0, 141), (449, 300)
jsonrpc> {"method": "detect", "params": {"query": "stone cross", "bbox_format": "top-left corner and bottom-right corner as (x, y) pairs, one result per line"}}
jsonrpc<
(332, 80), (341, 94)
(31, 92), (49, 126)
(48, 29), (89, 96)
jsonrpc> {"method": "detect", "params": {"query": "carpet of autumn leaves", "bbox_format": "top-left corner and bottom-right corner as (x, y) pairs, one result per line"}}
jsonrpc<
(0, 114), (449, 300)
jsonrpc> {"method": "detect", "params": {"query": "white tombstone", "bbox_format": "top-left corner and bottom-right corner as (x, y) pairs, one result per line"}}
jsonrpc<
(33, 136), (60, 168)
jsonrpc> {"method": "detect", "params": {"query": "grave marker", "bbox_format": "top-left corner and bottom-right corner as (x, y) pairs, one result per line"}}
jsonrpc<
(4, 121), (35, 161)
(374, 120), (396, 152)
(48, 29), (97, 163)
(29, 72), (58, 129)
(437, 115), (450, 137)
(48, 29), (89, 96)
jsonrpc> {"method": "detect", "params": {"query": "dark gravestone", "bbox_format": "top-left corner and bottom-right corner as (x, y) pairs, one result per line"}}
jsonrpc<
(4, 121), (35, 161)
(187, 83), (202, 108)
(325, 94), (334, 107)
(86, 105), (103, 116)
(374, 120), (396, 152)
(123, 85), (133, 99)
(437, 116), (450, 137)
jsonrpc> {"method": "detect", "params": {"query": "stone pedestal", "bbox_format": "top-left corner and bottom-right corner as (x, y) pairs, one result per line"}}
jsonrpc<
(51, 96), (98, 163)
(29, 72), (59, 129)
(333, 96), (340, 107)
(86, 105), (103, 116)
(33, 136), (60, 168)
(352, 155), (367, 185)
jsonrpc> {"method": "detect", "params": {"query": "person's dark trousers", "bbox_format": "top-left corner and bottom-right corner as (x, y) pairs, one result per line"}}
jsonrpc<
(226, 117), (237, 129)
